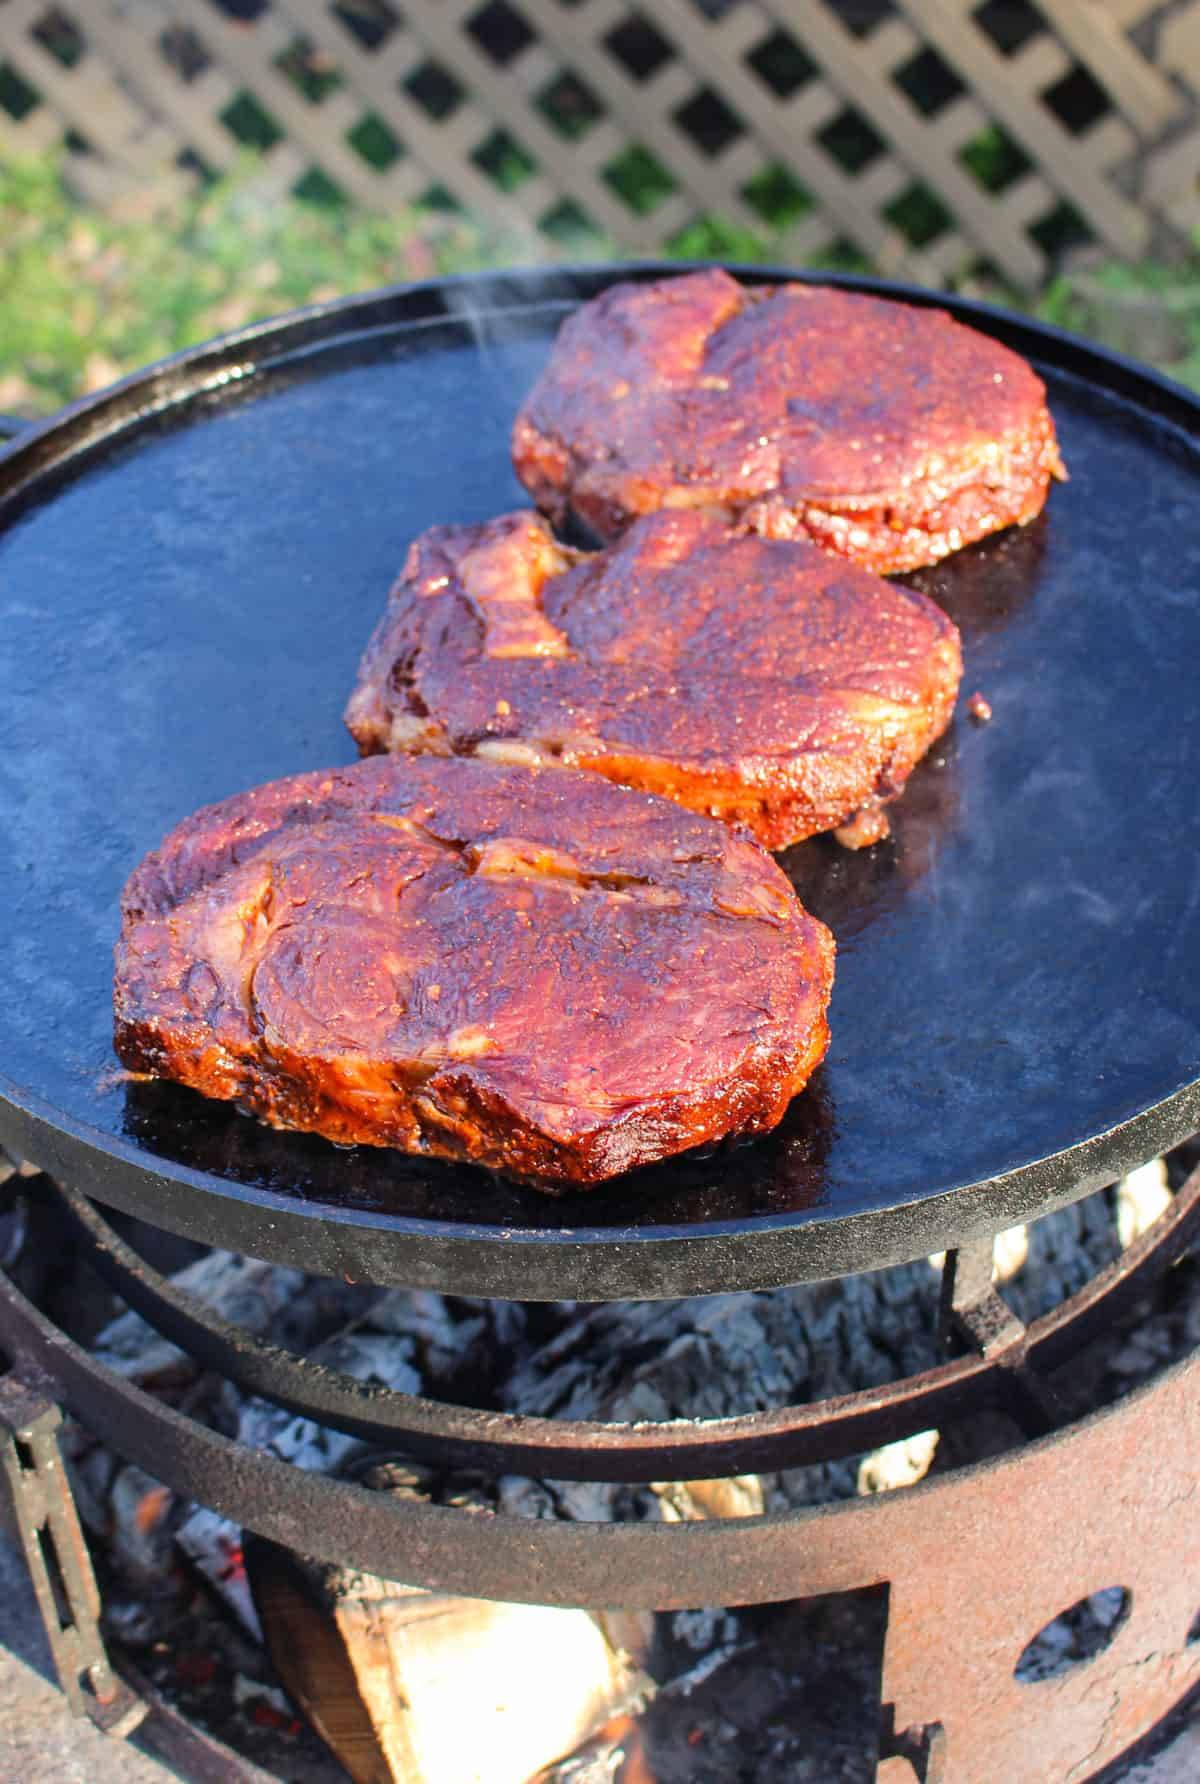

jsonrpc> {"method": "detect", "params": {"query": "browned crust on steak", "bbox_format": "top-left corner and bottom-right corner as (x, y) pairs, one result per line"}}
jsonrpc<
(114, 757), (834, 1187)
(345, 509), (962, 850)
(511, 269), (1066, 574)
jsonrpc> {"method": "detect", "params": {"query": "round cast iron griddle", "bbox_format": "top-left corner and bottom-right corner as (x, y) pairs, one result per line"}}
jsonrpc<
(2, 264), (1200, 1302)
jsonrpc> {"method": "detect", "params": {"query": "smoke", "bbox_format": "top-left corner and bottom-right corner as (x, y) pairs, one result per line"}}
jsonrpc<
(434, 260), (612, 412)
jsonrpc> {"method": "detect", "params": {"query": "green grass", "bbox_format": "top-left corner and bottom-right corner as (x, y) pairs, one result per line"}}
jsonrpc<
(2, 150), (1198, 416)
(0, 153), (497, 414)
(1037, 255), (1200, 390)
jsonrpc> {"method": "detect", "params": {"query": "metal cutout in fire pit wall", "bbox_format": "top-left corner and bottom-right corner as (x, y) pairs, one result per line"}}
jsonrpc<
(3, 265), (1200, 1299)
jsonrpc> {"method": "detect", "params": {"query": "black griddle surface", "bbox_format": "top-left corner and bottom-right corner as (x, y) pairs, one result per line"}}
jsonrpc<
(2, 265), (1199, 1299)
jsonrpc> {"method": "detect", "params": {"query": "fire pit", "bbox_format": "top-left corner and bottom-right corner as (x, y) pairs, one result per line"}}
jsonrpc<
(2, 1156), (1197, 1781)
(1, 268), (1199, 1780)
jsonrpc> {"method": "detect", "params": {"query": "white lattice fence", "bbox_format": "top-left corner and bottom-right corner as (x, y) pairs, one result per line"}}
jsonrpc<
(1, 1), (1198, 290)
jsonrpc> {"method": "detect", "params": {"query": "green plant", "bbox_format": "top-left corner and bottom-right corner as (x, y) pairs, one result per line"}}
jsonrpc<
(0, 152), (497, 413)
(1036, 249), (1200, 391)
(4, 149), (1199, 414)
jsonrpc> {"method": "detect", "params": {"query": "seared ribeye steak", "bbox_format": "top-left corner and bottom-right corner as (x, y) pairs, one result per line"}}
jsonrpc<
(345, 509), (961, 850)
(512, 269), (1065, 574)
(114, 757), (834, 1187)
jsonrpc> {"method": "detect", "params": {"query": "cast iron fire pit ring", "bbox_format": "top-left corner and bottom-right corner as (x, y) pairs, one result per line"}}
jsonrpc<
(2, 1170), (1197, 1782)
(42, 1167), (1200, 1482)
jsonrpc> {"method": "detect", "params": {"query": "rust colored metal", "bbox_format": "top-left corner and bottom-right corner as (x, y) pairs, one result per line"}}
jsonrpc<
(2, 1280), (1195, 1780)
(0, 1370), (146, 1738)
(873, 1344), (1198, 1782)
(0, 1170), (1197, 1778)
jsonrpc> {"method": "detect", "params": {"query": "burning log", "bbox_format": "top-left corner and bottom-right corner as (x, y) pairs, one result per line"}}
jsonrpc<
(169, 1285), (781, 1782)
(246, 1526), (647, 1784)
